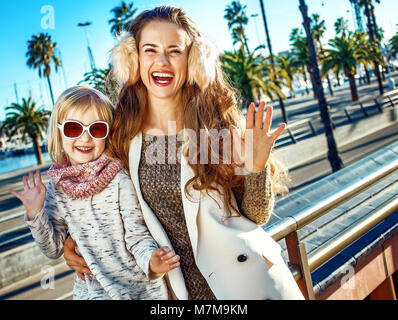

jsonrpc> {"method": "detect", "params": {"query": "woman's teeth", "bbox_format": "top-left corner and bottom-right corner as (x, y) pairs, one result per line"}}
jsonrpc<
(152, 72), (173, 84)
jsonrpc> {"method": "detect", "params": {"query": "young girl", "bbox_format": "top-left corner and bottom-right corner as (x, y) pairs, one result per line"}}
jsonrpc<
(10, 85), (180, 300)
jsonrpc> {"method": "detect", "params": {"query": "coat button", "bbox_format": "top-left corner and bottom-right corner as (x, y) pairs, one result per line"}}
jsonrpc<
(237, 254), (248, 262)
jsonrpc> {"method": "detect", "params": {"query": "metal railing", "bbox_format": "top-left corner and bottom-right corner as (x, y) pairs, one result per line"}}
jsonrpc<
(265, 158), (398, 299)
(277, 88), (398, 146)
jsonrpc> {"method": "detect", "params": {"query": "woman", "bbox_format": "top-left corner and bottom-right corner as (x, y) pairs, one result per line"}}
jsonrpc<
(64, 5), (304, 300)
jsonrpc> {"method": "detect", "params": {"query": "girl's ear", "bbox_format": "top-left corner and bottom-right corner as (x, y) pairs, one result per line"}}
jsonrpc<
(110, 31), (140, 86)
(187, 37), (218, 91)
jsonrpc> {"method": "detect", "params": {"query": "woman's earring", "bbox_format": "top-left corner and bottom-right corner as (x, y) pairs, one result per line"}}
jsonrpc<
(187, 37), (218, 91)
(111, 31), (140, 86)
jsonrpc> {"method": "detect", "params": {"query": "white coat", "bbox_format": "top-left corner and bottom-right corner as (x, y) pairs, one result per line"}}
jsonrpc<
(129, 132), (304, 300)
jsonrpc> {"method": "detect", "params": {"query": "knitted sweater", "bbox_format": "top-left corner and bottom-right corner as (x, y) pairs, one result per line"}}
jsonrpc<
(25, 170), (170, 300)
(138, 133), (274, 300)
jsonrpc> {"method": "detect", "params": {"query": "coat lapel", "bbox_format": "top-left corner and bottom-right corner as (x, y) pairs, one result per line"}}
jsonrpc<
(179, 134), (200, 260)
(129, 132), (188, 300)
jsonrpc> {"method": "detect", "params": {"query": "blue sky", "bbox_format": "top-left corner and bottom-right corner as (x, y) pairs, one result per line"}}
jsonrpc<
(1, 0), (398, 120)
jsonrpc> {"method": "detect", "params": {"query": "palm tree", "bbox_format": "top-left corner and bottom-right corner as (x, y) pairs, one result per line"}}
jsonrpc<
(360, 0), (384, 94)
(298, 0), (343, 174)
(258, 0), (289, 124)
(224, 1), (250, 54)
(221, 46), (284, 108)
(322, 34), (366, 102)
(290, 28), (312, 95)
(311, 13), (333, 96)
(78, 66), (120, 103)
(108, 1), (137, 37)
(276, 55), (298, 98)
(353, 31), (380, 84)
(26, 33), (61, 106)
(1, 97), (50, 165)
(389, 29), (398, 57)
(334, 17), (349, 38)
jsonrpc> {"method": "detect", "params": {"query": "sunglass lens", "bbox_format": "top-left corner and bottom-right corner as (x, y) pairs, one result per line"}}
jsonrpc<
(89, 122), (108, 139)
(64, 122), (83, 138)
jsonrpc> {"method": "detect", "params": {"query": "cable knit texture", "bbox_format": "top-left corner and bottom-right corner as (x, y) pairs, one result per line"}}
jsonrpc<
(47, 154), (123, 199)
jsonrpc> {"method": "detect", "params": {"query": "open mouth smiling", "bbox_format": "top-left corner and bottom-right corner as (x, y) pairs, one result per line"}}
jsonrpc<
(151, 71), (174, 86)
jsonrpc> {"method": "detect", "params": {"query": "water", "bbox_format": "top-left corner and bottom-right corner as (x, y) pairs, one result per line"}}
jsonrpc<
(0, 152), (52, 175)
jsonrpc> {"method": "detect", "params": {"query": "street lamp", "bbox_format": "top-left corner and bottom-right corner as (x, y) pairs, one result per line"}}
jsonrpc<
(78, 22), (96, 72)
(250, 13), (262, 49)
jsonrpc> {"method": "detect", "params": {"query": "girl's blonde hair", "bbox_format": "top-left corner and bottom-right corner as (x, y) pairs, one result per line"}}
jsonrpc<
(47, 85), (115, 166)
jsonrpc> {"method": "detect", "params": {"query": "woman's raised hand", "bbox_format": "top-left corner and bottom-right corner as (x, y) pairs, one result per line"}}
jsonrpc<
(230, 102), (286, 173)
(10, 170), (46, 221)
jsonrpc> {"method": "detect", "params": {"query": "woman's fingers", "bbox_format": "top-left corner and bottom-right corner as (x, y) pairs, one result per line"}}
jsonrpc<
(66, 260), (92, 275)
(254, 102), (266, 130)
(271, 123), (286, 141)
(77, 272), (85, 281)
(263, 105), (273, 133)
(246, 103), (255, 130)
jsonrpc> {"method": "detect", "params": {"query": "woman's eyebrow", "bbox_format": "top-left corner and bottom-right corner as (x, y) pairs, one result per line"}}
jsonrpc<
(142, 43), (183, 49)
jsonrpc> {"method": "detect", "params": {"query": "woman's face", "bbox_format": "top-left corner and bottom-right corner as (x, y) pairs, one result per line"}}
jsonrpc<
(138, 20), (190, 102)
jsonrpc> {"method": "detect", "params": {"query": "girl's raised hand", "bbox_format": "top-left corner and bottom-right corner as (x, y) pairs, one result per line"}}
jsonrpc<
(10, 170), (46, 221)
(231, 101), (286, 173)
(149, 246), (180, 274)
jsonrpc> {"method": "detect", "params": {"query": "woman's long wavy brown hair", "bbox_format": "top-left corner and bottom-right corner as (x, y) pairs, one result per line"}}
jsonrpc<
(109, 6), (288, 216)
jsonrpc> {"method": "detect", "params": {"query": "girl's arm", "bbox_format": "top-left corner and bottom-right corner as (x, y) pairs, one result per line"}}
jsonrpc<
(119, 174), (179, 278)
(12, 171), (68, 259)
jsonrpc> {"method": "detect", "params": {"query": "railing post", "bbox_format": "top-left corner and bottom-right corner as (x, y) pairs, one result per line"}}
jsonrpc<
(307, 120), (317, 136)
(344, 108), (353, 123)
(388, 96), (395, 107)
(287, 128), (297, 144)
(374, 99), (383, 113)
(285, 231), (316, 300)
(359, 103), (368, 117)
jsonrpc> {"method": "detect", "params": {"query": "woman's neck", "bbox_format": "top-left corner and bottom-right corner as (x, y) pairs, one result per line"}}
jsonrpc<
(143, 95), (184, 135)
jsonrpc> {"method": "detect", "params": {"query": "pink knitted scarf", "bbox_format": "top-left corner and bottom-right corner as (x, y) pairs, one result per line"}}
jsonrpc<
(47, 154), (123, 199)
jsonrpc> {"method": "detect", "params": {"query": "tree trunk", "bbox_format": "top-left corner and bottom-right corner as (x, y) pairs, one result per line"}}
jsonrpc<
(46, 75), (55, 106)
(364, 0), (384, 95)
(364, 66), (370, 84)
(31, 134), (43, 165)
(348, 74), (359, 101)
(299, 0), (343, 172)
(335, 72), (341, 86)
(302, 68), (310, 94)
(278, 95), (288, 124)
(326, 74), (334, 96)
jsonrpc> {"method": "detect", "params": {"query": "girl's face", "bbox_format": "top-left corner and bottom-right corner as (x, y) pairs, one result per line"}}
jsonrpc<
(60, 107), (106, 165)
(138, 20), (190, 102)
